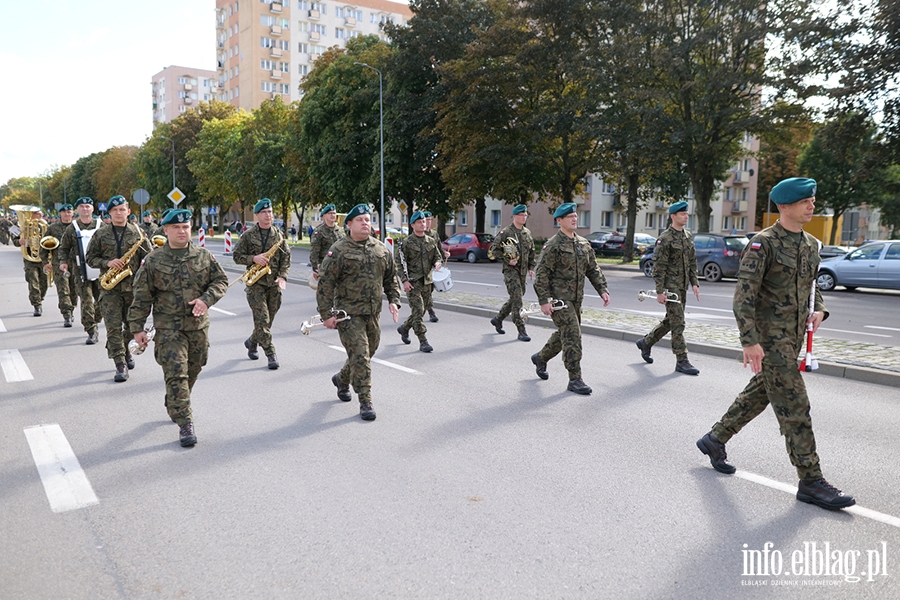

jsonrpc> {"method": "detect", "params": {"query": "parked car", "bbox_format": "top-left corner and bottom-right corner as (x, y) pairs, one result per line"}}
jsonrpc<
(599, 233), (657, 257)
(819, 245), (854, 259)
(817, 240), (900, 291)
(639, 233), (748, 281)
(584, 230), (615, 253)
(442, 232), (495, 263)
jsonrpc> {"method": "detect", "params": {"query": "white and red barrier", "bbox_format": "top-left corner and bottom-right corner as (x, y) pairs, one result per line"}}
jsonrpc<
(224, 230), (233, 255)
(198, 227), (206, 248)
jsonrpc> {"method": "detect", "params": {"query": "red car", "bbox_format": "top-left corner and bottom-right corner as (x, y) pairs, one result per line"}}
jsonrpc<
(442, 232), (495, 263)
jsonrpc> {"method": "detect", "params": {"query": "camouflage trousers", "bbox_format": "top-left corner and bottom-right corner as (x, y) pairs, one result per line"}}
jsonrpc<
(496, 270), (527, 328)
(711, 346), (822, 481)
(537, 301), (583, 380)
(422, 281), (434, 312)
(153, 327), (209, 426)
(0, 229), (9, 245)
(98, 289), (133, 362)
(643, 287), (687, 361)
(401, 278), (428, 340)
(336, 313), (381, 403)
(50, 261), (76, 318)
(246, 283), (282, 356)
(23, 260), (48, 307)
(72, 276), (101, 334)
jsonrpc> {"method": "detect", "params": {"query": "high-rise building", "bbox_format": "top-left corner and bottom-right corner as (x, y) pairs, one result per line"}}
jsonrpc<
(215, 0), (413, 110)
(151, 66), (219, 126)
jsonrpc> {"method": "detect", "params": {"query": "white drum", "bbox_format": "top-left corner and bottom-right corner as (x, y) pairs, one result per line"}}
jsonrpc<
(432, 268), (453, 292)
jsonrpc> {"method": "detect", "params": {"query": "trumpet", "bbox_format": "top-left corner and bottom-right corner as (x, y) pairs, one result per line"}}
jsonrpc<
(637, 289), (680, 303)
(127, 326), (156, 356)
(40, 235), (59, 287)
(520, 298), (568, 319)
(300, 309), (350, 335)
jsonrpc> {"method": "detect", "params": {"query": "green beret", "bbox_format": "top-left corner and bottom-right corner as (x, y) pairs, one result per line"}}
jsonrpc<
(553, 203), (577, 219)
(128, 214), (137, 222)
(161, 209), (192, 225)
(142, 211), (152, 217)
(345, 203), (371, 222)
(320, 204), (336, 217)
(409, 210), (425, 225)
(74, 197), (93, 207)
(59, 204), (74, 212)
(108, 195), (126, 208)
(101, 213), (110, 219)
(423, 211), (432, 217)
(771, 177), (816, 204)
(512, 204), (528, 215)
(254, 198), (272, 214)
(668, 201), (689, 214)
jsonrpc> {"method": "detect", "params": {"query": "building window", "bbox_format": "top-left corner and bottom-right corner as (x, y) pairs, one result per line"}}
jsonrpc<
(312, 23), (326, 35)
(737, 217), (746, 230)
(602, 182), (616, 194)
(298, 42), (308, 53)
(311, 2), (326, 14)
(310, 44), (326, 55)
(458, 211), (468, 227)
(297, 21), (308, 32)
(722, 216), (732, 231)
(723, 187), (732, 202)
(335, 27), (345, 39)
(279, 83), (290, 94)
(741, 188), (748, 201)
(261, 37), (274, 47)
(298, 64), (308, 75)
(600, 211), (613, 228)
(645, 212), (656, 229)
(616, 213), (628, 229)
(261, 15), (277, 25)
(490, 210), (501, 228)
(279, 61), (290, 72)
(298, 2), (309, 10)
(235, 86), (239, 97)
(578, 210), (591, 229)
(261, 59), (274, 70)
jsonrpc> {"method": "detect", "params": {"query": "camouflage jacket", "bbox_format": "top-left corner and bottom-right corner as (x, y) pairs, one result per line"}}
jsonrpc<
(534, 231), (608, 305)
(652, 226), (699, 294)
(733, 220), (827, 351)
(310, 223), (345, 272)
(39, 220), (72, 266)
(232, 224), (291, 287)
(58, 217), (102, 276)
(85, 223), (151, 293)
(395, 233), (443, 285)
(128, 244), (228, 333)
(140, 221), (156, 237)
(317, 236), (401, 319)
(489, 223), (536, 275)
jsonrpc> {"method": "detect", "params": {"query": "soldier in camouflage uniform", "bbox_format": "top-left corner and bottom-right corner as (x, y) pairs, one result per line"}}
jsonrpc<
(129, 209), (228, 447)
(422, 211), (449, 323)
(489, 204), (537, 342)
(0, 217), (10, 245)
(12, 208), (49, 316)
(139, 211), (157, 236)
(318, 203), (401, 421)
(232, 199), (291, 370)
(39, 203), (77, 327)
(531, 203), (610, 395)
(309, 204), (344, 283)
(85, 195), (152, 382)
(395, 211), (443, 353)
(636, 201), (701, 375)
(697, 178), (855, 511)
(59, 197), (103, 344)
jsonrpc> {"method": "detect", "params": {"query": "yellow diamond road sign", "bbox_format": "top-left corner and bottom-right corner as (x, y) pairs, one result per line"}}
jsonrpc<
(397, 200), (408, 213)
(167, 187), (185, 205)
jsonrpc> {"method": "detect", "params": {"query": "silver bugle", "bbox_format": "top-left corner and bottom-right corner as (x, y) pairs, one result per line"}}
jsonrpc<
(300, 309), (350, 335)
(637, 290), (679, 303)
(520, 297), (568, 319)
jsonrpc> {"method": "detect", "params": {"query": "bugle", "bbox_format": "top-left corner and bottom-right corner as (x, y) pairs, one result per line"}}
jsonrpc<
(127, 326), (156, 356)
(637, 289), (679, 303)
(520, 298), (567, 319)
(300, 309), (350, 335)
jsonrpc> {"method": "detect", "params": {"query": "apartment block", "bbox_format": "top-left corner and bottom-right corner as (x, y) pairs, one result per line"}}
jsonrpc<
(215, 0), (413, 111)
(151, 66), (219, 126)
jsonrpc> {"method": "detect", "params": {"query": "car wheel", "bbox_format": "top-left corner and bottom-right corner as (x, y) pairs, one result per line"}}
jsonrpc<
(467, 251), (478, 263)
(703, 262), (723, 282)
(642, 260), (654, 278)
(817, 271), (836, 291)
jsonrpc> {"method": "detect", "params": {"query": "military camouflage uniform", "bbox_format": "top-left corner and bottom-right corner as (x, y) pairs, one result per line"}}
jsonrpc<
(395, 233), (442, 342)
(421, 233), (444, 314)
(318, 236), (401, 403)
(490, 223), (536, 328)
(309, 223), (344, 273)
(59, 217), (103, 335)
(13, 230), (49, 309)
(140, 220), (156, 237)
(232, 224), (291, 357)
(641, 226), (699, 360)
(85, 223), (152, 363)
(533, 232), (608, 380)
(129, 244), (228, 426)
(711, 221), (826, 481)
(40, 220), (77, 321)
(0, 218), (10, 245)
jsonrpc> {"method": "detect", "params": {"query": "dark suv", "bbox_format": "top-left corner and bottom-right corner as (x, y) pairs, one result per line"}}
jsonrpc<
(639, 233), (749, 281)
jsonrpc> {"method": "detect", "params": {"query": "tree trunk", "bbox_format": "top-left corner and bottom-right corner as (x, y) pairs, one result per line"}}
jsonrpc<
(474, 197), (486, 232)
(829, 212), (841, 245)
(623, 173), (640, 263)
(294, 205), (305, 240)
(693, 175), (716, 233)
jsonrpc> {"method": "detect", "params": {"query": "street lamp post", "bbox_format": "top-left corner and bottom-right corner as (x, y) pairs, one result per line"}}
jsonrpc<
(354, 62), (385, 242)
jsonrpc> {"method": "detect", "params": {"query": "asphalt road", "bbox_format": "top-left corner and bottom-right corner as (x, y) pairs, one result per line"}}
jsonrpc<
(2, 243), (899, 599)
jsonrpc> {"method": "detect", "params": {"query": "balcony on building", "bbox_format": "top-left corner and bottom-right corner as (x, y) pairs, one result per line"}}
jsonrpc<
(185, 97), (193, 105)
(271, 25), (282, 36)
(345, 17), (357, 27)
(309, 31), (320, 41)
(731, 200), (748, 213)
(308, 9), (320, 19)
(270, 47), (283, 58)
(270, 2), (283, 13)
(732, 170), (752, 184)
(184, 83), (192, 91)
(271, 70), (283, 80)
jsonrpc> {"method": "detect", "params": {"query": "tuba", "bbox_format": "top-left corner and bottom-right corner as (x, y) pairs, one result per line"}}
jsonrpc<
(40, 235), (60, 286)
(520, 298), (567, 319)
(300, 309), (350, 335)
(11, 206), (47, 263)
(99, 229), (147, 291)
(229, 238), (286, 287)
(501, 236), (520, 261)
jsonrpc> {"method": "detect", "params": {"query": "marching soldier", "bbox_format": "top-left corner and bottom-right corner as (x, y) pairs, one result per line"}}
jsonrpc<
(488, 204), (537, 342)
(697, 177), (856, 510)
(153, 209), (174, 238)
(59, 197), (103, 344)
(12, 207), (49, 316)
(422, 211), (449, 323)
(636, 201), (701, 375)
(40, 204), (77, 327)
(395, 211), (443, 353)
(0, 215), (10, 245)
(232, 199), (291, 370)
(85, 195), (152, 381)
(531, 203), (610, 395)
(129, 209), (229, 447)
(309, 204), (344, 283)
(139, 211), (156, 236)
(101, 212), (111, 225)
(318, 204), (401, 421)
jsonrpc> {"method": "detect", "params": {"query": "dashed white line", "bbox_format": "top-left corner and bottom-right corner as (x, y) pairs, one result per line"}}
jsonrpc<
(864, 326), (900, 332)
(0, 317), (6, 332)
(209, 306), (236, 316)
(329, 345), (421, 374)
(818, 327), (891, 338)
(453, 280), (500, 288)
(24, 424), (99, 513)
(0, 349), (34, 382)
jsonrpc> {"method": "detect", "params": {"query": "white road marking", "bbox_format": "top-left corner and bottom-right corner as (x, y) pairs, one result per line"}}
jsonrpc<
(329, 345), (421, 375)
(686, 306), (734, 313)
(818, 327), (891, 338)
(209, 306), (236, 316)
(0, 349), (34, 382)
(453, 280), (500, 288)
(735, 471), (900, 528)
(865, 325), (900, 332)
(24, 424), (99, 513)
(0, 317), (6, 332)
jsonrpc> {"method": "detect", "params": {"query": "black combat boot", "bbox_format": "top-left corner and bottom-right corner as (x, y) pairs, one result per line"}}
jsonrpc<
(490, 317), (505, 334)
(636, 339), (653, 364)
(359, 402), (377, 421)
(397, 324), (411, 345)
(675, 359), (699, 375)
(63, 314), (73, 328)
(567, 378), (592, 395)
(797, 478), (856, 510)
(332, 373), (351, 402)
(179, 421), (197, 447)
(419, 339), (433, 353)
(125, 351), (136, 370)
(244, 338), (259, 360)
(86, 329), (99, 345)
(517, 325), (531, 342)
(428, 309), (439, 323)
(267, 354), (280, 370)
(114, 362), (129, 382)
(696, 432), (736, 474)
(33, 305), (42, 317)
(531, 353), (548, 380)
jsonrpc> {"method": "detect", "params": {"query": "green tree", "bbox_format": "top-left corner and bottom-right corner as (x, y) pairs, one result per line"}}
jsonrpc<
(247, 97), (301, 232)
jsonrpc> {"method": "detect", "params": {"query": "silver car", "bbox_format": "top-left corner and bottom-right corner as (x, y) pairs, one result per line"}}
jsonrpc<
(817, 241), (900, 291)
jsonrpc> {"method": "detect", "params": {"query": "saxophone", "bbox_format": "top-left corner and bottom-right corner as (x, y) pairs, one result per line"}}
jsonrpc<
(100, 229), (147, 290)
(229, 238), (286, 287)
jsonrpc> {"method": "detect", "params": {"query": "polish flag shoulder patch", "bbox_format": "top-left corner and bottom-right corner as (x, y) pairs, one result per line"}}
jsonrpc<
(327, 250), (333, 257)
(750, 242), (762, 250)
